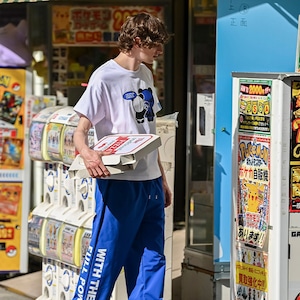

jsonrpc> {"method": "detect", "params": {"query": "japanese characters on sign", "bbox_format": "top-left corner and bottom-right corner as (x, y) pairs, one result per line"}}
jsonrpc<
(235, 245), (268, 300)
(236, 79), (272, 250)
(0, 69), (28, 172)
(237, 135), (270, 248)
(235, 79), (272, 299)
(290, 81), (300, 212)
(238, 79), (271, 134)
(52, 6), (163, 46)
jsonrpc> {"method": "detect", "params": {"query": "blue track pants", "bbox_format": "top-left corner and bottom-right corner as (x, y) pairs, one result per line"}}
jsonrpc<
(73, 177), (166, 300)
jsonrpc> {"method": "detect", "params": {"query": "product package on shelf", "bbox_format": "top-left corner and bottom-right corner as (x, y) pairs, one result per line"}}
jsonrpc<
(58, 187), (94, 267)
(78, 215), (93, 267)
(29, 105), (63, 162)
(41, 163), (73, 259)
(58, 163), (95, 268)
(68, 133), (161, 178)
(28, 214), (47, 257)
(45, 106), (78, 162)
(28, 162), (61, 257)
(42, 203), (73, 261)
(59, 213), (94, 268)
(62, 124), (95, 166)
(0, 120), (17, 165)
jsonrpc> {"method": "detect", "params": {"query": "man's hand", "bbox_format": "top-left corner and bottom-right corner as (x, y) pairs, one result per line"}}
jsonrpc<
(81, 147), (112, 178)
(74, 116), (113, 178)
(163, 180), (172, 208)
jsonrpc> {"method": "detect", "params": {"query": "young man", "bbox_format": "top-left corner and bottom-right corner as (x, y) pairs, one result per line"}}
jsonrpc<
(72, 12), (172, 300)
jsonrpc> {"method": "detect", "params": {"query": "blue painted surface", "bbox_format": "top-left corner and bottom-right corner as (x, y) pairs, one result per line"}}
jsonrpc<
(215, 1), (299, 262)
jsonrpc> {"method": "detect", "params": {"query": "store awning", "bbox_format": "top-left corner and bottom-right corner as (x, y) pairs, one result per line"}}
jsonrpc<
(0, 0), (49, 3)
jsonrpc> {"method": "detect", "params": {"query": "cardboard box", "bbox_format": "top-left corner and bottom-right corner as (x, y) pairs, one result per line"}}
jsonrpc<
(68, 134), (161, 178)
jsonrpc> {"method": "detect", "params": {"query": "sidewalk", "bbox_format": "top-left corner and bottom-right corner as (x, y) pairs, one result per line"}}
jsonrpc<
(0, 228), (185, 300)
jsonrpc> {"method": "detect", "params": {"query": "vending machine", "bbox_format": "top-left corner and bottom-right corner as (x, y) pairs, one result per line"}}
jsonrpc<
(231, 72), (300, 300)
(0, 67), (32, 273)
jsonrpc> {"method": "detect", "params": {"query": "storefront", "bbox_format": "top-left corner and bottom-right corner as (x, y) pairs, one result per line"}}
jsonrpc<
(182, 1), (300, 300)
(0, 2), (187, 300)
(3, 0), (300, 299)
(0, 0), (186, 270)
(0, 0), (187, 220)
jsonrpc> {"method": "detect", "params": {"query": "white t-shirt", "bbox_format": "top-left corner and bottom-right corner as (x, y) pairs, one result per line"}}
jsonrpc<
(74, 59), (162, 181)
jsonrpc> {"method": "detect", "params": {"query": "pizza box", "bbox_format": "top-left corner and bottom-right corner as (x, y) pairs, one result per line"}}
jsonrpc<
(68, 134), (161, 178)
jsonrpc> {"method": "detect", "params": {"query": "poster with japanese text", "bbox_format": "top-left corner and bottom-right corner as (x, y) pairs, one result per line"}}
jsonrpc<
(0, 182), (23, 271)
(0, 68), (30, 172)
(235, 244), (268, 300)
(51, 5), (166, 105)
(0, 68), (32, 273)
(237, 135), (270, 248)
(238, 79), (271, 134)
(290, 81), (300, 212)
(52, 5), (164, 46)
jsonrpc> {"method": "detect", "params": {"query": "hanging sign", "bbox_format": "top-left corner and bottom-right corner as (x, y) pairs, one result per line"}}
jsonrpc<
(235, 244), (268, 300)
(236, 134), (270, 248)
(52, 5), (164, 46)
(238, 79), (271, 135)
(290, 81), (300, 212)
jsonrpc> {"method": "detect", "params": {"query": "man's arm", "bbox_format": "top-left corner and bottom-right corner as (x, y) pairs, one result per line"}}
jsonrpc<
(74, 116), (111, 178)
(158, 152), (172, 207)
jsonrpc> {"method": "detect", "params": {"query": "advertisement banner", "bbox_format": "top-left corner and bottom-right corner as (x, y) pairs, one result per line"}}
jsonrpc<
(235, 244), (268, 300)
(52, 5), (164, 46)
(0, 68), (28, 172)
(238, 79), (271, 135)
(236, 134), (270, 248)
(290, 81), (300, 212)
(0, 182), (23, 270)
(0, 68), (32, 272)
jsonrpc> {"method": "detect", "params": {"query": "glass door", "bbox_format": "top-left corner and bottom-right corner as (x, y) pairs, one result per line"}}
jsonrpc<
(185, 0), (216, 268)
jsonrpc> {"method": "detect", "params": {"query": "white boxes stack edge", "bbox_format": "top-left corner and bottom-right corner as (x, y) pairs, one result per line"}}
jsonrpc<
(157, 112), (178, 300)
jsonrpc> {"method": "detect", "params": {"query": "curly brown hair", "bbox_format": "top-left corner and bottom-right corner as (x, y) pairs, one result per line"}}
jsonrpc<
(118, 12), (171, 52)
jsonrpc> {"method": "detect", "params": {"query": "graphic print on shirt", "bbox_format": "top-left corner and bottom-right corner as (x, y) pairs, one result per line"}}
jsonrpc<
(123, 88), (155, 123)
